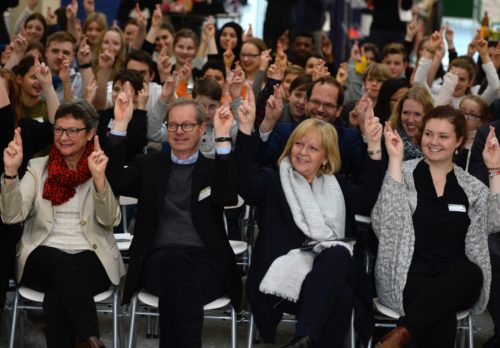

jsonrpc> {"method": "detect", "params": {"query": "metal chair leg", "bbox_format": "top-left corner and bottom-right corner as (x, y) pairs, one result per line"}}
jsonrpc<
(247, 313), (254, 348)
(231, 306), (237, 348)
(8, 288), (19, 348)
(128, 294), (138, 348)
(350, 310), (355, 348)
(468, 314), (474, 348)
(112, 288), (119, 348)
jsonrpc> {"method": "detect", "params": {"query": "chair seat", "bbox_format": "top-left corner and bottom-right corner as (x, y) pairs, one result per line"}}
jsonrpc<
(229, 240), (248, 255)
(114, 233), (133, 251)
(137, 290), (231, 310)
(373, 298), (471, 320)
(355, 214), (372, 224)
(18, 286), (114, 303)
(119, 196), (138, 206)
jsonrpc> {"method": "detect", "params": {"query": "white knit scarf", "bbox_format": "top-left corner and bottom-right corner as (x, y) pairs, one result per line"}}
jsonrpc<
(259, 156), (352, 302)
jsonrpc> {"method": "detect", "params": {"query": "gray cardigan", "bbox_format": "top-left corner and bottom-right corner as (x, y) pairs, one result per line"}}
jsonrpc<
(371, 158), (500, 315)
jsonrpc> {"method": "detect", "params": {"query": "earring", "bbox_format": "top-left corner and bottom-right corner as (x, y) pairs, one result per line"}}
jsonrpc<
(455, 149), (459, 155)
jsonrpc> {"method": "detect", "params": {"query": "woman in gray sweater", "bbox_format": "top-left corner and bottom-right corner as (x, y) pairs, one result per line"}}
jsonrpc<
(372, 105), (500, 347)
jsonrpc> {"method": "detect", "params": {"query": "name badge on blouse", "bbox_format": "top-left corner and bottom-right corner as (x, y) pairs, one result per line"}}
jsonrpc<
(198, 186), (211, 201)
(448, 204), (466, 213)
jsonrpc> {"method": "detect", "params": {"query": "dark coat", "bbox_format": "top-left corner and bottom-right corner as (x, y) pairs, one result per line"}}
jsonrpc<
(106, 135), (242, 308)
(236, 131), (385, 343)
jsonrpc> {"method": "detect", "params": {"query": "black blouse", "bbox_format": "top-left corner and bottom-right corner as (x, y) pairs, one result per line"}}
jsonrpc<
(409, 161), (471, 275)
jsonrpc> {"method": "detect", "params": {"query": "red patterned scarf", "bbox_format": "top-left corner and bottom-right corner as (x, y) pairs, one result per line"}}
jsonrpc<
(42, 142), (94, 205)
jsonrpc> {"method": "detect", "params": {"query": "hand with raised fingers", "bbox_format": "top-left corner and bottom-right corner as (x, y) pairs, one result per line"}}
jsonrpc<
(214, 96), (234, 139)
(12, 32), (27, 55)
(312, 59), (329, 81)
(350, 41), (361, 62)
(223, 49), (235, 69)
(275, 44), (288, 69)
(84, 0), (95, 15)
(137, 82), (149, 110)
(77, 36), (92, 65)
(336, 62), (348, 86)
(157, 46), (172, 82)
(243, 23), (253, 42)
(135, 3), (147, 31)
(59, 55), (71, 83)
(98, 48), (115, 70)
(152, 4), (163, 29)
(263, 84), (283, 126)
(237, 83), (256, 135)
(203, 16), (216, 40)
(475, 33), (490, 61)
(406, 14), (418, 41)
(178, 60), (192, 81)
(4, 127), (23, 177)
(66, 0), (78, 22)
(483, 126), (500, 169)
(46, 6), (57, 26)
(259, 49), (272, 71)
(384, 122), (404, 162)
(88, 135), (108, 192)
(114, 81), (134, 131)
(228, 63), (244, 100)
(267, 63), (284, 81)
(33, 54), (53, 89)
(363, 99), (382, 148)
(160, 71), (177, 103)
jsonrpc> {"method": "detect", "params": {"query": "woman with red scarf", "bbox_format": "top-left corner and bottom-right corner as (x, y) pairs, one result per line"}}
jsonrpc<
(1, 99), (126, 348)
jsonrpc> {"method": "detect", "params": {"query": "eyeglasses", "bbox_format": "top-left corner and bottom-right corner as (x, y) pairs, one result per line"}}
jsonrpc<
(308, 99), (338, 112)
(461, 111), (482, 121)
(53, 126), (89, 138)
(240, 53), (260, 59)
(165, 122), (201, 132)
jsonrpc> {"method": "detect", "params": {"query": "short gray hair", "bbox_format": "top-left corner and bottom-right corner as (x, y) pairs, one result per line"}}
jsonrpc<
(55, 99), (99, 129)
(165, 98), (205, 124)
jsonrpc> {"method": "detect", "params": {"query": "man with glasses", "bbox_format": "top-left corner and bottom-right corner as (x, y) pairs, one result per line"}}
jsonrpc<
(259, 76), (365, 180)
(106, 96), (242, 347)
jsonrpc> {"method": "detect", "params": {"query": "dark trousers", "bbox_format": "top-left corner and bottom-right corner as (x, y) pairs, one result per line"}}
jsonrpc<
(21, 246), (110, 348)
(0, 223), (21, 309)
(142, 248), (226, 348)
(401, 259), (483, 348)
(276, 246), (354, 348)
(488, 233), (500, 337)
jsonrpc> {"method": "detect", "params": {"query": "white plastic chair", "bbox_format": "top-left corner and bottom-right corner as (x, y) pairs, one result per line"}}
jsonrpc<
(8, 285), (123, 348)
(367, 297), (474, 348)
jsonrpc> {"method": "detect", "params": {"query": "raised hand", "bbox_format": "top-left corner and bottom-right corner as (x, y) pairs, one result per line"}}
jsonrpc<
(336, 62), (348, 86)
(66, 0), (78, 22)
(384, 122), (404, 162)
(203, 16), (216, 40)
(406, 14), (418, 41)
(113, 81), (134, 131)
(243, 23), (253, 42)
(134, 3), (147, 31)
(363, 99), (382, 150)
(223, 49), (235, 69)
(445, 22), (455, 48)
(88, 135), (108, 192)
(12, 32), (27, 55)
(261, 84), (283, 133)
(266, 63), (284, 81)
(475, 32), (490, 62)
(46, 6), (57, 26)
(213, 97), (234, 139)
(237, 83), (256, 135)
(157, 46), (172, 82)
(312, 59), (329, 81)
(160, 71), (177, 103)
(259, 49), (272, 71)
(77, 36), (92, 65)
(178, 60), (192, 82)
(137, 82), (149, 110)
(152, 4), (163, 28)
(59, 55), (71, 83)
(228, 63), (244, 100)
(483, 126), (500, 170)
(350, 41), (361, 62)
(98, 48), (115, 70)
(33, 54), (53, 89)
(4, 127), (23, 176)
(277, 30), (289, 52)
(83, 0), (95, 15)
(275, 42), (288, 68)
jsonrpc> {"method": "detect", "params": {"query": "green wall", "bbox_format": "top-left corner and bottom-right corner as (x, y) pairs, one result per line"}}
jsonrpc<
(442, 0), (474, 19)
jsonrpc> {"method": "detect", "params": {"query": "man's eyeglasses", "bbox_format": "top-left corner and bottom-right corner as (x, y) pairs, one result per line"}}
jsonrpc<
(165, 122), (201, 132)
(53, 126), (89, 138)
(308, 99), (338, 112)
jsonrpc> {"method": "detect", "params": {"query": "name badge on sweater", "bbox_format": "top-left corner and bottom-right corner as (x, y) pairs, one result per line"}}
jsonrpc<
(198, 186), (211, 201)
(448, 204), (466, 213)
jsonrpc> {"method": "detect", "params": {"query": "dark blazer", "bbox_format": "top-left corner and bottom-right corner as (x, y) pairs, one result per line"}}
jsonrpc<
(0, 0), (18, 44)
(236, 131), (385, 344)
(97, 108), (147, 165)
(469, 119), (500, 185)
(106, 135), (242, 308)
